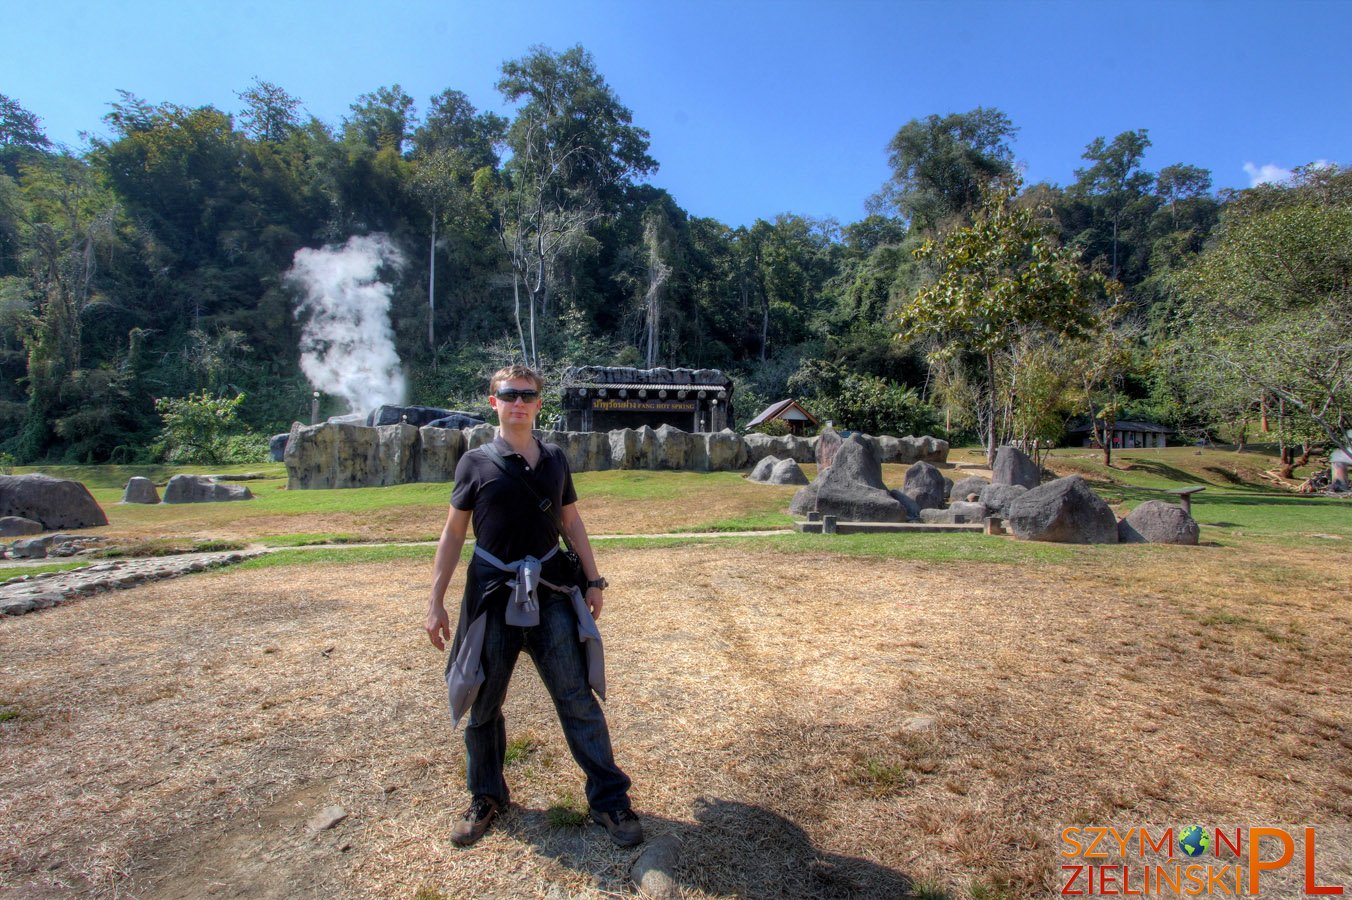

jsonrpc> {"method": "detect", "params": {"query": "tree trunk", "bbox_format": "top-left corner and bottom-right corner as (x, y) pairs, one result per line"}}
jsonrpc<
(428, 211), (436, 357)
(513, 274), (528, 362)
(985, 351), (997, 467)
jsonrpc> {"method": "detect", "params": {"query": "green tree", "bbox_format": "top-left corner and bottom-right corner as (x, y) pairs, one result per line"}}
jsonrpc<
(1174, 165), (1352, 461)
(1071, 129), (1156, 282)
(0, 94), (52, 177)
(896, 176), (1110, 463)
(154, 390), (249, 464)
(491, 45), (657, 366)
(871, 108), (1017, 233)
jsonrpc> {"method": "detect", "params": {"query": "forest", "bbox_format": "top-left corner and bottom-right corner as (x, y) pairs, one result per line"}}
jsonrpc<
(1, 44), (1348, 468)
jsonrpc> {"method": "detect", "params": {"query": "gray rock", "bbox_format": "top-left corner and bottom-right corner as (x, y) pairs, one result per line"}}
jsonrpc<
(979, 483), (1028, 518)
(0, 474), (108, 530)
(465, 423), (496, 450)
(902, 462), (946, 511)
(992, 445), (1041, 489)
(366, 404), (455, 427)
(418, 425), (466, 483)
(896, 435), (950, 465)
(748, 455), (781, 482)
(122, 477), (160, 504)
(631, 833), (682, 900)
(609, 428), (641, 469)
(745, 433), (818, 465)
(269, 432), (291, 462)
(703, 429), (747, 472)
(790, 435), (905, 522)
(942, 476), (953, 501)
(540, 430), (609, 473)
(652, 424), (692, 470)
(1118, 500), (1200, 545)
(1007, 475), (1118, 544)
(887, 489), (920, 521)
(10, 536), (52, 559)
(873, 434), (901, 463)
(306, 804), (348, 833)
(948, 500), (987, 522)
(0, 516), (44, 537)
(816, 425), (843, 470)
(162, 475), (253, 503)
(426, 413), (487, 430)
(767, 458), (809, 485)
(952, 476), (989, 502)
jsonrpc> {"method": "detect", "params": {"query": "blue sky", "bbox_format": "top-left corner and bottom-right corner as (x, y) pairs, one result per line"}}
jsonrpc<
(5, 0), (1348, 227)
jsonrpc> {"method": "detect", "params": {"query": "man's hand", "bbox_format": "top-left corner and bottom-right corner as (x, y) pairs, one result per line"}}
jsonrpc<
(425, 603), (452, 650)
(585, 586), (604, 621)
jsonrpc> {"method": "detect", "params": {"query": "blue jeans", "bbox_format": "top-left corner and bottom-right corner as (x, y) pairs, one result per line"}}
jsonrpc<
(465, 587), (631, 812)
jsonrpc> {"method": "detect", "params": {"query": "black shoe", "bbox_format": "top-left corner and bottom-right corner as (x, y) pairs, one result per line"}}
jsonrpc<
(450, 795), (500, 846)
(591, 807), (644, 847)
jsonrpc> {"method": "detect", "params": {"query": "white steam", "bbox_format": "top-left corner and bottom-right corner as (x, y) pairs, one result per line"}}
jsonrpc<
(287, 234), (407, 415)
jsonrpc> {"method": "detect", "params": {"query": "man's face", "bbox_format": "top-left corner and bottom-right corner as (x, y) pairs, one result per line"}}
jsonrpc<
(489, 377), (543, 425)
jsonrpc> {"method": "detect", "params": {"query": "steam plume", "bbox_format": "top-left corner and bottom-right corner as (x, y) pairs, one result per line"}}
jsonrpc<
(287, 234), (406, 415)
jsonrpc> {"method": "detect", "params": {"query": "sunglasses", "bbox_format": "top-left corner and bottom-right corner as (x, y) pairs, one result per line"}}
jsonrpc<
(495, 389), (540, 403)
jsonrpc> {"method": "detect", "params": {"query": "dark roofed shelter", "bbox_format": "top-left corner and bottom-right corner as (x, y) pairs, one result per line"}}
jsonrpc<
(561, 366), (734, 433)
(1066, 419), (1176, 449)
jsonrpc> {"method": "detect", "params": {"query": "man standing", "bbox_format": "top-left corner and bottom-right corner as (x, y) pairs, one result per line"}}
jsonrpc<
(425, 365), (641, 848)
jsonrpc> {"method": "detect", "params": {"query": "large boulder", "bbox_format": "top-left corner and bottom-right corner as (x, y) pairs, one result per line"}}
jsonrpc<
(285, 421), (418, 489)
(0, 474), (108, 530)
(703, 429), (747, 472)
(427, 413), (486, 430)
(887, 489), (920, 522)
(269, 432), (290, 462)
(540, 430), (610, 473)
(816, 425), (843, 470)
(367, 404), (458, 427)
(609, 428), (641, 469)
(745, 433), (817, 466)
(418, 424), (466, 483)
(465, 423), (497, 450)
(162, 475), (254, 503)
(896, 435), (949, 465)
(919, 501), (985, 524)
(902, 462), (946, 511)
(1118, 500), (1200, 545)
(767, 458), (809, 486)
(992, 446), (1041, 489)
(0, 516), (44, 537)
(979, 483), (1028, 518)
(1007, 475), (1118, 544)
(122, 477), (161, 504)
(652, 425), (693, 470)
(748, 455), (781, 483)
(952, 475), (990, 502)
(790, 435), (905, 522)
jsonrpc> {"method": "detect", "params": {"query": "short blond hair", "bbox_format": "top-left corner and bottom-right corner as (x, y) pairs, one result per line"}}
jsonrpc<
(488, 364), (544, 395)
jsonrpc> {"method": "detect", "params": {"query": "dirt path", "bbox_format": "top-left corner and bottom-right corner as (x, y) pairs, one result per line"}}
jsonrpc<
(1, 540), (1349, 898)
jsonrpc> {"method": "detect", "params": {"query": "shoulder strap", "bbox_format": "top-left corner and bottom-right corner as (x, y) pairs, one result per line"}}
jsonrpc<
(480, 443), (576, 554)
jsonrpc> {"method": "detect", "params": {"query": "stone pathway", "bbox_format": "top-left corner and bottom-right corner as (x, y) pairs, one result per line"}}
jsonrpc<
(0, 550), (264, 617)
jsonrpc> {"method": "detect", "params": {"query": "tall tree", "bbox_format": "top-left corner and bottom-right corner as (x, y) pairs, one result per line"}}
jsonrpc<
(896, 176), (1110, 463)
(344, 85), (417, 154)
(0, 94), (52, 177)
(1072, 129), (1155, 282)
(872, 107), (1017, 233)
(492, 44), (656, 366)
(235, 78), (302, 143)
(1175, 165), (1352, 460)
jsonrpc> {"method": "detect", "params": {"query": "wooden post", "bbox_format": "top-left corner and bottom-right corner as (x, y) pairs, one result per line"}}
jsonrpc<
(822, 515), (838, 535)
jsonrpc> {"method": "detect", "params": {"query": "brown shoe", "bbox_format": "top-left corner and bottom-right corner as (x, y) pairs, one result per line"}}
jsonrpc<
(591, 807), (643, 847)
(450, 795), (500, 846)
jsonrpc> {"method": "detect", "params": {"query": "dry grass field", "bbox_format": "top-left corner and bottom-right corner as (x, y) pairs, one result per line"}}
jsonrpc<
(2, 452), (1350, 898)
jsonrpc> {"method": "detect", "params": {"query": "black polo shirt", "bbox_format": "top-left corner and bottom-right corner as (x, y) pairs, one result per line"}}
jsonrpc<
(451, 434), (577, 564)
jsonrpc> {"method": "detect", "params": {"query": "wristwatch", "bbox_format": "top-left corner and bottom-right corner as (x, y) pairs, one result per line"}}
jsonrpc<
(586, 577), (609, 591)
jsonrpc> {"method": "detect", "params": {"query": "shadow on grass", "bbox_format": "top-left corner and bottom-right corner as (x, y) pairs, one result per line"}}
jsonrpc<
(501, 796), (915, 899)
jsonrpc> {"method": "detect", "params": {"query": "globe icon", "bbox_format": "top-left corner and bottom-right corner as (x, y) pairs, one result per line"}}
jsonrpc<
(1179, 825), (1211, 858)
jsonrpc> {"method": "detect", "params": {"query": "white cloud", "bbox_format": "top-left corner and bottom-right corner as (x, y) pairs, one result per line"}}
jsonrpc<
(1243, 162), (1294, 186)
